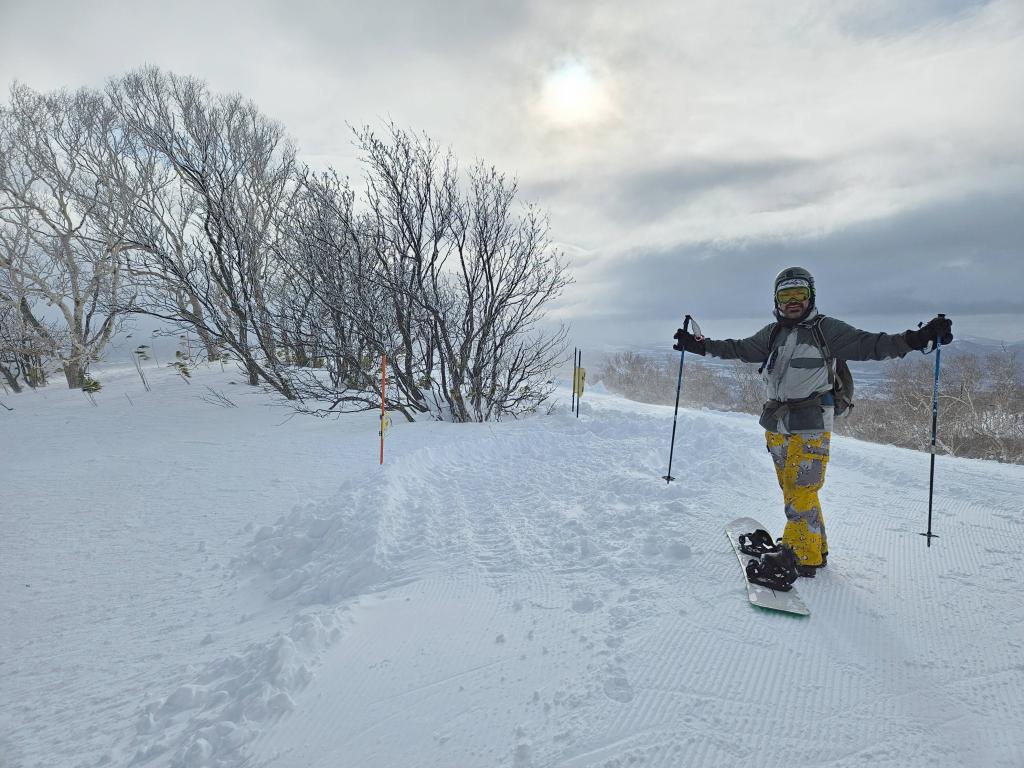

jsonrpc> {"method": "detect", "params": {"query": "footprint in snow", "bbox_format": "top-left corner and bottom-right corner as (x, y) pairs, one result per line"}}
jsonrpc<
(572, 595), (597, 613)
(603, 676), (635, 703)
(665, 542), (692, 560)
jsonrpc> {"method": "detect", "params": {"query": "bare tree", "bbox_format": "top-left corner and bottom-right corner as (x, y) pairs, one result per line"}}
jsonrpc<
(0, 289), (56, 391)
(0, 83), (139, 388)
(0, 219), (49, 391)
(273, 169), (406, 415)
(96, 99), (223, 363)
(109, 67), (299, 396)
(1, 71), (570, 419)
(355, 125), (569, 421)
(353, 125), (447, 417)
(278, 126), (570, 422)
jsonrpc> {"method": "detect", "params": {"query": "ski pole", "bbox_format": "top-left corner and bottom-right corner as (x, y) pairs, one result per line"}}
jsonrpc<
(571, 347), (577, 414)
(920, 314), (945, 546)
(663, 315), (692, 483)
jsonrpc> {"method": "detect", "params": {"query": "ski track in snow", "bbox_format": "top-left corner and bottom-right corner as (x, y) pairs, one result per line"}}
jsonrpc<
(3, 367), (1024, 767)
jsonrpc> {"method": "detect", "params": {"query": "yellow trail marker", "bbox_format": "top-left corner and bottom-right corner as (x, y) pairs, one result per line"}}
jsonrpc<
(573, 367), (586, 398)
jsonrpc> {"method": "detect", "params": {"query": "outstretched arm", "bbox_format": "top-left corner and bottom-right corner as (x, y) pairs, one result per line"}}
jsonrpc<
(703, 324), (775, 363)
(820, 317), (914, 361)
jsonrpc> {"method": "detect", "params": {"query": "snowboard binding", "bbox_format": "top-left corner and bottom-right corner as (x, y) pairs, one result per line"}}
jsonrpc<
(738, 529), (778, 556)
(745, 543), (800, 592)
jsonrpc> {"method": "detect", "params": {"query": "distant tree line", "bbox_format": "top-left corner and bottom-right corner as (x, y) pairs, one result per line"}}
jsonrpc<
(0, 69), (569, 421)
(598, 349), (1024, 464)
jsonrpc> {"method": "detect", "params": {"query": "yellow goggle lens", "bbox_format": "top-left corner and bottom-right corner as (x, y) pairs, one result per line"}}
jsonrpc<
(776, 287), (810, 304)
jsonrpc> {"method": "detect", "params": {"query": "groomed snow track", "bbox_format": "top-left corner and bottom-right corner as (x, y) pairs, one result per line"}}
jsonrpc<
(4, 367), (1023, 767)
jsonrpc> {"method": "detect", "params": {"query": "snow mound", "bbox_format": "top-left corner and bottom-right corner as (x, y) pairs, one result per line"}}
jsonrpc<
(243, 477), (398, 605)
(128, 612), (340, 768)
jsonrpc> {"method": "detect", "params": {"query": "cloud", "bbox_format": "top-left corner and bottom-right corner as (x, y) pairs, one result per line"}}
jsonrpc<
(526, 156), (816, 230)
(2, 0), (1021, 343)
(837, 0), (995, 39)
(566, 184), (1024, 342)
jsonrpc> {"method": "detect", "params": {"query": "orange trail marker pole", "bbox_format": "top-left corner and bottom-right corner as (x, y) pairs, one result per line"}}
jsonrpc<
(380, 354), (387, 465)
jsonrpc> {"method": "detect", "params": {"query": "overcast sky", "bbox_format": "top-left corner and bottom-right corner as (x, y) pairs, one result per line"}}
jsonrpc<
(1, 0), (1021, 348)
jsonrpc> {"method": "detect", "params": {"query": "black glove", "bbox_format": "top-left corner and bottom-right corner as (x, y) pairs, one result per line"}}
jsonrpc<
(673, 328), (707, 355)
(905, 315), (953, 351)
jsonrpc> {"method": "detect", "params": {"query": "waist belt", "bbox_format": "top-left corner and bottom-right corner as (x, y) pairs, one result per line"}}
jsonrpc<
(762, 394), (824, 425)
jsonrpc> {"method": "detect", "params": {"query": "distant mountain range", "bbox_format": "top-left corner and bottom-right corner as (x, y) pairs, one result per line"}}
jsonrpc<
(945, 336), (1024, 358)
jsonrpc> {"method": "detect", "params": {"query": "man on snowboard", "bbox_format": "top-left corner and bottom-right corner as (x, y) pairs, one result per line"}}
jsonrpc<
(672, 266), (953, 576)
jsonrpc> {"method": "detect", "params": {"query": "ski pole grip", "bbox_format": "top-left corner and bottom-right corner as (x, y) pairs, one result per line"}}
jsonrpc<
(934, 313), (946, 351)
(682, 315), (691, 334)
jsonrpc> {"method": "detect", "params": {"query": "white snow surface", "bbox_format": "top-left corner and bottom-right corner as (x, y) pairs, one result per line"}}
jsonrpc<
(3, 364), (1023, 768)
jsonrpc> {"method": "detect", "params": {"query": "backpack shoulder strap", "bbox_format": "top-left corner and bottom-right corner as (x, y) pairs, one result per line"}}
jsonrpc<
(809, 315), (836, 387)
(757, 322), (783, 374)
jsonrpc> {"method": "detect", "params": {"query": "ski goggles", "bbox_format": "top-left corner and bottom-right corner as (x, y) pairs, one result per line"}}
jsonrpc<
(776, 286), (811, 305)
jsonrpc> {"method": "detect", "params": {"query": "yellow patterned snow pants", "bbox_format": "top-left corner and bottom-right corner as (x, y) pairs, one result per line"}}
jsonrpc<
(766, 431), (830, 566)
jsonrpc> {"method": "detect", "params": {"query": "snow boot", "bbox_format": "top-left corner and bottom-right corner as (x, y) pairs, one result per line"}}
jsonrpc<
(797, 551), (828, 577)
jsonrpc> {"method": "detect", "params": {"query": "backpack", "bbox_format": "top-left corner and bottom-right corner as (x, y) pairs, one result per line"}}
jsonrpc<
(762, 315), (855, 417)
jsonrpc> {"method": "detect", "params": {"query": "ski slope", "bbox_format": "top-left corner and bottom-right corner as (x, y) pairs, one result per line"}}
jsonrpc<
(2, 364), (1023, 768)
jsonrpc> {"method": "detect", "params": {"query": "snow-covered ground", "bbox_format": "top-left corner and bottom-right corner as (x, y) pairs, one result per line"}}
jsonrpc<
(3, 363), (1023, 768)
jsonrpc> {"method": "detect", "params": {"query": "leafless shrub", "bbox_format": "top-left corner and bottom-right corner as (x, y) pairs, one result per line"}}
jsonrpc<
(283, 125), (569, 422)
(599, 348), (1024, 464)
(599, 351), (675, 405)
(599, 351), (750, 411)
(200, 386), (237, 408)
(838, 351), (1024, 463)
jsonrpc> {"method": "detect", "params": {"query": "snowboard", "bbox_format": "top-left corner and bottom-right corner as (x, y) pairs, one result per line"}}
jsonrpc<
(725, 516), (810, 616)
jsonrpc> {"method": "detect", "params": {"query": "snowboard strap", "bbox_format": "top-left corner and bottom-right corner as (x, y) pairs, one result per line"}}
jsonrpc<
(745, 559), (795, 592)
(739, 529), (777, 556)
(745, 542), (800, 592)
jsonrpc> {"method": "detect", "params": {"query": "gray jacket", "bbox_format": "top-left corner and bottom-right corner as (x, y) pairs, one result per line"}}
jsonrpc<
(705, 309), (912, 434)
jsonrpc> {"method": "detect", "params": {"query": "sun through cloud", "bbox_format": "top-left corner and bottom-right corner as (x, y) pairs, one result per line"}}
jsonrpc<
(539, 59), (611, 128)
